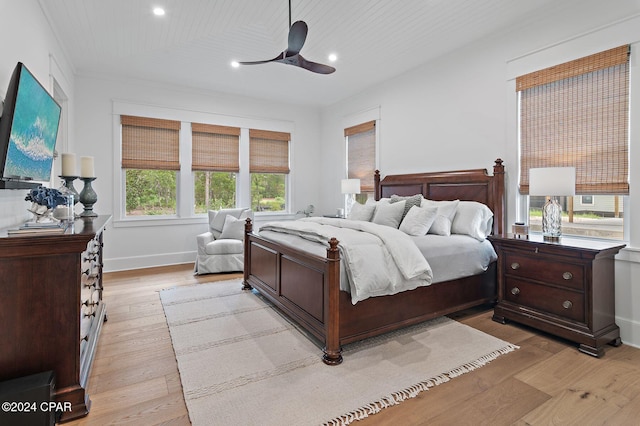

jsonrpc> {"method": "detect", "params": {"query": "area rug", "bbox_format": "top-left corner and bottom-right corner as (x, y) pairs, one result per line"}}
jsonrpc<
(160, 279), (517, 426)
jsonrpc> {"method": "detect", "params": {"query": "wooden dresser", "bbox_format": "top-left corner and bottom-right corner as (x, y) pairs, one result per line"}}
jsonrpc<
(489, 234), (625, 357)
(0, 215), (110, 422)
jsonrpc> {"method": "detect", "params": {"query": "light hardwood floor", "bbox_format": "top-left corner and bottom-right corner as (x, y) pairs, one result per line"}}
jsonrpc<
(67, 263), (640, 425)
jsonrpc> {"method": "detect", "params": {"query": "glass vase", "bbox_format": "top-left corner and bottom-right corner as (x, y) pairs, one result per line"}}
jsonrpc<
(542, 197), (562, 241)
(28, 202), (57, 223)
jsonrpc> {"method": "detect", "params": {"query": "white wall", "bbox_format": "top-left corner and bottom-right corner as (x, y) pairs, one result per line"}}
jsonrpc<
(0, 0), (75, 229)
(74, 75), (322, 271)
(319, 0), (640, 347)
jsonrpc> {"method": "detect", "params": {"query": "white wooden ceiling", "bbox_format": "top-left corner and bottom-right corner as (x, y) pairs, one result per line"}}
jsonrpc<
(39, 0), (561, 107)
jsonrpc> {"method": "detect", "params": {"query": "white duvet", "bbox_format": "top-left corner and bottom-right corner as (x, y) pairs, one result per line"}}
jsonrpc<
(259, 217), (433, 304)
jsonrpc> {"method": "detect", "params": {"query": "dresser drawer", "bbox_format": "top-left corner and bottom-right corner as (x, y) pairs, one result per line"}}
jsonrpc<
(505, 278), (585, 323)
(504, 252), (584, 290)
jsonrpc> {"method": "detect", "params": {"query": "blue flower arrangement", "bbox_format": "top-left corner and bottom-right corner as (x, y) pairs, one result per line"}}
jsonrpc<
(25, 186), (66, 209)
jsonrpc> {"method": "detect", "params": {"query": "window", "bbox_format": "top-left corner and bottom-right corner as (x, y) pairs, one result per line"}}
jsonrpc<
(345, 120), (375, 204)
(121, 115), (180, 216)
(580, 196), (594, 206)
(518, 45), (629, 240)
(249, 129), (290, 212)
(192, 123), (240, 213)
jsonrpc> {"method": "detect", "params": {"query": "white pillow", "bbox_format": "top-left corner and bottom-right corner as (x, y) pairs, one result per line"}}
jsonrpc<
(219, 215), (245, 240)
(347, 202), (376, 221)
(421, 199), (459, 236)
(372, 200), (406, 228)
(399, 206), (438, 236)
(451, 201), (494, 241)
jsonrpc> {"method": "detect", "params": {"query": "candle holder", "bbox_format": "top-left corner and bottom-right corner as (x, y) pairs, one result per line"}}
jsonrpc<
(59, 175), (80, 205)
(79, 177), (98, 217)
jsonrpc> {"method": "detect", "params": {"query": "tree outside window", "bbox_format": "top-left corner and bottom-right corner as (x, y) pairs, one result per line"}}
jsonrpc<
(125, 169), (176, 215)
(194, 171), (236, 213)
(251, 173), (285, 212)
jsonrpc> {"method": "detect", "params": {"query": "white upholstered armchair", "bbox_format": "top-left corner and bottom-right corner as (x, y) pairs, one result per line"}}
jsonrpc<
(194, 207), (253, 275)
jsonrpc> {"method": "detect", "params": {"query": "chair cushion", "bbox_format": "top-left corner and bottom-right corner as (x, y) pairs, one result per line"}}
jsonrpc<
(204, 239), (244, 255)
(209, 208), (248, 233)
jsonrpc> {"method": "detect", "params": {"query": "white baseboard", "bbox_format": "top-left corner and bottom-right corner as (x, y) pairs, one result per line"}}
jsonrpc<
(104, 251), (195, 273)
(617, 316), (640, 349)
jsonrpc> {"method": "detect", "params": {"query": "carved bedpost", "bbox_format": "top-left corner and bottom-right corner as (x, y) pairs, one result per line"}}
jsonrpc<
(242, 218), (253, 290)
(322, 237), (343, 365)
(493, 158), (505, 236)
(374, 170), (381, 201)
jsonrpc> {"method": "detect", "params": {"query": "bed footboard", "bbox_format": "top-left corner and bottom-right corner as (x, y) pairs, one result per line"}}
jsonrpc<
(242, 219), (343, 365)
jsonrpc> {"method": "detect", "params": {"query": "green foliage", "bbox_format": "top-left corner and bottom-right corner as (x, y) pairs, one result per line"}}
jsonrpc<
(125, 170), (286, 215)
(251, 173), (286, 211)
(194, 171), (236, 213)
(125, 169), (176, 215)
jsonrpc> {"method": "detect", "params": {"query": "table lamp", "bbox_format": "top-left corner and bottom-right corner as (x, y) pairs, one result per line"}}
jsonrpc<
(529, 167), (576, 241)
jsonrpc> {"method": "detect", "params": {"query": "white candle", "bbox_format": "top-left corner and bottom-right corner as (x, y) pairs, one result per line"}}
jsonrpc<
(80, 156), (95, 178)
(61, 153), (76, 176)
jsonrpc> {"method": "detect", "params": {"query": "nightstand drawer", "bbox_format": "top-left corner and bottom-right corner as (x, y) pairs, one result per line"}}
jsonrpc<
(504, 252), (584, 290)
(505, 278), (585, 323)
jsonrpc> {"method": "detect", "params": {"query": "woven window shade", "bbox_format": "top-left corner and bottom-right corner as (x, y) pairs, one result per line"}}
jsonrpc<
(345, 121), (375, 192)
(121, 115), (180, 170)
(192, 123), (240, 172)
(249, 129), (290, 174)
(518, 45), (629, 195)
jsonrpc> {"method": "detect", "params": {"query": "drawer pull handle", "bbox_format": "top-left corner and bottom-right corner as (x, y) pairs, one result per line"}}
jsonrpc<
(562, 300), (573, 309)
(511, 287), (520, 296)
(511, 262), (520, 270)
(563, 272), (573, 280)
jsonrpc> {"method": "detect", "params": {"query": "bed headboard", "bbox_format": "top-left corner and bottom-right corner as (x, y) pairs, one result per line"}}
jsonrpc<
(374, 158), (505, 236)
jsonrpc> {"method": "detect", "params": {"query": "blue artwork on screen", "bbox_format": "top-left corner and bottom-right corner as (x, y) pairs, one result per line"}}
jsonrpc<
(3, 68), (61, 181)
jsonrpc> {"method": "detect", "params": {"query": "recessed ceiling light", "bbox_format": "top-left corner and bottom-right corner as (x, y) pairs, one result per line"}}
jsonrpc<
(328, 53), (337, 62)
(231, 61), (240, 68)
(153, 7), (165, 16)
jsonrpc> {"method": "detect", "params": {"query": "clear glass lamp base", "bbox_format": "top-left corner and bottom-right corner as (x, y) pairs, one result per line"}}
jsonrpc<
(345, 194), (356, 217)
(542, 197), (562, 241)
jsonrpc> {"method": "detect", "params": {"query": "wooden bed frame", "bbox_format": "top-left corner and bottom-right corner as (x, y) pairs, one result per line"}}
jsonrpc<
(242, 159), (505, 365)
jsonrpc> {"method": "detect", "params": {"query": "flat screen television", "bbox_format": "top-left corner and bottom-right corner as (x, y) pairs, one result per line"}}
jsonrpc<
(0, 62), (61, 189)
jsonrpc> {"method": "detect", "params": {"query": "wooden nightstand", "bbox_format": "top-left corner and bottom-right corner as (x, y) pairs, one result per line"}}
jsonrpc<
(489, 234), (625, 357)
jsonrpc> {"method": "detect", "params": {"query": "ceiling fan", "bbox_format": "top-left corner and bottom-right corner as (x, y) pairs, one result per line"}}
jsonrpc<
(238, 0), (336, 74)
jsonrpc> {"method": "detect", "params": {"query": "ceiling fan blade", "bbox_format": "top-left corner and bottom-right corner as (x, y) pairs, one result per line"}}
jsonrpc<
(239, 52), (285, 65)
(298, 55), (336, 74)
(286, 20), (308, 56)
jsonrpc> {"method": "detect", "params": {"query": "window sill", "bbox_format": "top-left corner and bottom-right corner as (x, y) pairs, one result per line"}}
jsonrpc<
(113, 216), (206, 228)
(112, 211), (298, 228)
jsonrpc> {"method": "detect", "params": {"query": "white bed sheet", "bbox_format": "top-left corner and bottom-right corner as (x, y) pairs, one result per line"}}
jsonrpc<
(411, 234), (497, 283)
(256, 228), (496, 293)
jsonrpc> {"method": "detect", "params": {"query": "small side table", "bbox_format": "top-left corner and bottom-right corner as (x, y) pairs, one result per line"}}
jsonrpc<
(489, 234), (625, 357)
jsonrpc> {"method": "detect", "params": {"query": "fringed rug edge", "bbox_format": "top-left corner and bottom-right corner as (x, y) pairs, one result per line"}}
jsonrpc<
(322, 343), (519, 426)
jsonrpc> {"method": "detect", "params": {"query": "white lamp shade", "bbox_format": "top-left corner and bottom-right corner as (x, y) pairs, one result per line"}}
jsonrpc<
(529, 167), (576, 196)
(341, 179), (361, 194)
